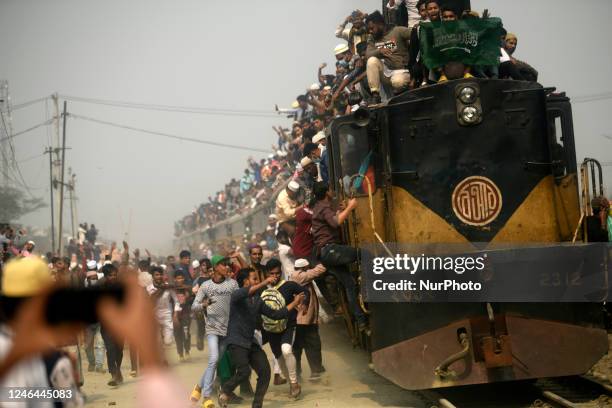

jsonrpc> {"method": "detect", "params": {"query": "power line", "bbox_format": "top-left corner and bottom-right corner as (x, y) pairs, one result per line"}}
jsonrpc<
(572, 92), (612, 104)
(16, 153), (46, 164)
(2, 96), (51, 112)
(67, 112), (272, 153)
(0, 117), (57, 143)
(0, 110), (37, 198)
(60, 94), (279, 118)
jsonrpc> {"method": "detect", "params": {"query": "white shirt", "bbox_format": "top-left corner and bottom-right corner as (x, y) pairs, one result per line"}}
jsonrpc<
(500, 48), (512, 63)
(386, 0), (421, 29)
(278, 244), (295, 281)
(0, 327), (54, 408)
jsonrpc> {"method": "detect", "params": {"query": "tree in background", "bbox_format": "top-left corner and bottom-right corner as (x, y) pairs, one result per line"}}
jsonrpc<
(0, 185), (46, 223)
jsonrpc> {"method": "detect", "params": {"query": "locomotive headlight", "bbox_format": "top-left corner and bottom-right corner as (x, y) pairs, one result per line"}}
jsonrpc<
(458, 86), (477, 104)
(461, 106), (480, 124)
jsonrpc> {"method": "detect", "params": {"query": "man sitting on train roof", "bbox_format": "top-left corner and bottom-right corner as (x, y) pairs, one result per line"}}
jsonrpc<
(499, 32), (539, 82)
(335, 10), (368, 56)
(364, 10), (412, 105)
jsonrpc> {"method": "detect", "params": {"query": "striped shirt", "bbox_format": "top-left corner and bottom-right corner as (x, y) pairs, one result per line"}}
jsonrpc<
(192, 278), (238, 336)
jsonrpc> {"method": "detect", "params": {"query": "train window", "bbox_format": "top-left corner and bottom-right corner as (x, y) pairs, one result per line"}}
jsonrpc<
(548, 110), (568, 178)
(336, 125), (375, 195)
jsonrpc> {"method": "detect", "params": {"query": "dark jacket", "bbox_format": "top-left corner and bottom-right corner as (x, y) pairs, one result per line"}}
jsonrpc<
(225, 287), (288, 349)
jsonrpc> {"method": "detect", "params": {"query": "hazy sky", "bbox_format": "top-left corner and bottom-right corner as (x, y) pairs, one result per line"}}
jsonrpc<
(1, 0), (611, 253)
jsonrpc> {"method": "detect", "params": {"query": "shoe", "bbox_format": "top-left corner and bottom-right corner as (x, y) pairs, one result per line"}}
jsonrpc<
(226, 392), (243, 404)
(309, 371), (322, 381)
(87, 364), (95, 372)
(190, 385), (202, 403)
(201, 398), (215, 408)
(185, 351), (191, 358)
(273, 373), (287, 385)
(179, 355), (185, 362)
(367, 92), (382, 106)
(107, 375), (118, 387)
(129, 370), (137, 378)
(289, 382), (301, 399)
(239, 382), (254, 397)
(96, 366), (106, 373)
(217, 391), (229, 408)
(116, 371), (124, 384)
(197, 338), (204, 351)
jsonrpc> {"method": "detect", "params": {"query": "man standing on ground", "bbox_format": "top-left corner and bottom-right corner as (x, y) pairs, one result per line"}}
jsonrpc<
(261, 259), (309, 399)
(247, 244), (266, 282)
(174, 250), (194, 285)
(291, 259), (327, 381)
(190, 255), (239, 408)
(218, 269), (305, 408)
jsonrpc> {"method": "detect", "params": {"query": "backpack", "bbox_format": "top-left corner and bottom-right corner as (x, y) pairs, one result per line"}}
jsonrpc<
(261, 280), (287, 333)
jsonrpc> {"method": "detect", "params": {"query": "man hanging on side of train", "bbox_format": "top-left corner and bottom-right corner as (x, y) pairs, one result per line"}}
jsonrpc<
(311, 182), (368, 331)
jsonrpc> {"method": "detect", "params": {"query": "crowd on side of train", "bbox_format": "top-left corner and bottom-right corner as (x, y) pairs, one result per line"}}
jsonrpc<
(176, 0), (544, 238)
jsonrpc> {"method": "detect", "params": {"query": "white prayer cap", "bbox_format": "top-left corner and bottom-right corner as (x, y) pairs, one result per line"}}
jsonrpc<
(288, 181), (300, 192)
(312, 131), (325, 144)
(300, 157), (313, 167)
(294, 259), (310, 268)
(334, 43), (349, 55)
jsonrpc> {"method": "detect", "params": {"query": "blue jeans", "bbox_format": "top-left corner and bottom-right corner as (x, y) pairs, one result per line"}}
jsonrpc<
(200, 334), (226, 397)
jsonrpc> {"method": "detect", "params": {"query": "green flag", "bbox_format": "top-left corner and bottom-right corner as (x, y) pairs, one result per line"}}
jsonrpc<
(419, 18), (504, 70)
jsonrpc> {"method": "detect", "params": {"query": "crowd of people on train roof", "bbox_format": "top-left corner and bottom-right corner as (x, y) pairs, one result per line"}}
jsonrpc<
(175, 0), (541, 238)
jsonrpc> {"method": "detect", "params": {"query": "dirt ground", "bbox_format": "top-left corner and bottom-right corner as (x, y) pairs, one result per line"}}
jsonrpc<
(79, 325), (612, 408)
(79, 321), (426, 408)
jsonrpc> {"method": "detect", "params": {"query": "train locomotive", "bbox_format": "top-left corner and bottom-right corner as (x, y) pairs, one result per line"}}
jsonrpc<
(325, 75), (609, 389)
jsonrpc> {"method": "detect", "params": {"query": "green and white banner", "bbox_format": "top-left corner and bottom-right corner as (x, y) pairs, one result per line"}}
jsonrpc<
(419, 18), (504, 69)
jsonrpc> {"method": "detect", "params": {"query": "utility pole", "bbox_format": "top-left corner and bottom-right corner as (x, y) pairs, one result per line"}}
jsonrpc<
(0, 80), (10, 187)
(51, 93), (62, 251)
(57, 101), (68, 255)
(45, 147), (56, 254)
(68, 168), (78, 239)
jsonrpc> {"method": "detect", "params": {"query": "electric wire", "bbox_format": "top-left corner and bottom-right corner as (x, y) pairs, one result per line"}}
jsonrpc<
(60, 94), (278, 118)
(67, 112), (272, 153)
(0, 111), (38, 197)
(572, 92), (612, 104)
(0, 117), (57, 143)
(0, 95), (51, 113)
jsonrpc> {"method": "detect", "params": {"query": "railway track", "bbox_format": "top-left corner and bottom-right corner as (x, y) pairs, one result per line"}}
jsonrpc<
(413, 376), (611, 408)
